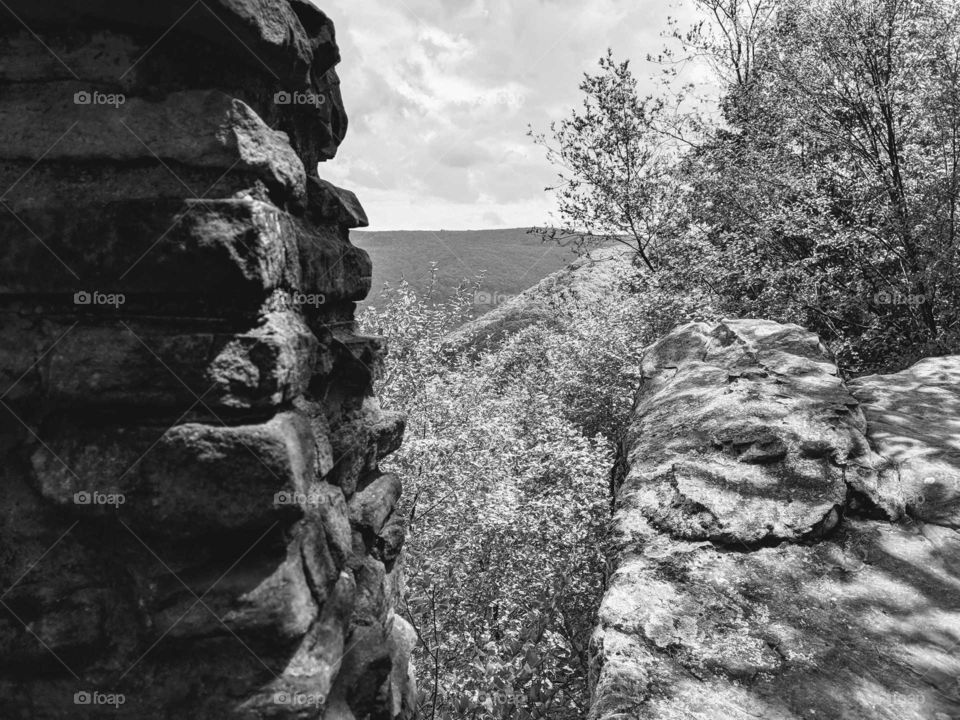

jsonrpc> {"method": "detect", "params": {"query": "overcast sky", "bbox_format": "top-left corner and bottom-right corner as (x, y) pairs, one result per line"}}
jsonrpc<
(317, 0), (701, 231)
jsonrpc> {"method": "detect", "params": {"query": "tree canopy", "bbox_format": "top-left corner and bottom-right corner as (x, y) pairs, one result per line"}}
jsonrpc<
(536, 0), (960, 372)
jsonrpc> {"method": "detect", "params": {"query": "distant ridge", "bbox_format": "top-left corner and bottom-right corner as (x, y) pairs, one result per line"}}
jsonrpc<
(351, 228), (576, 310)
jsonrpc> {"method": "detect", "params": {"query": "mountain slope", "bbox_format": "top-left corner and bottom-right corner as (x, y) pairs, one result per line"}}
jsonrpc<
(443, 245), (639, 353)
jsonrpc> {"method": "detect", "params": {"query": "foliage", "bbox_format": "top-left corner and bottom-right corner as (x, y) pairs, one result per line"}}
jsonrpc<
(351, 2), (960, 717)
(690, 0), (960, 371)
(529, 52), (685, 273)
(359, 261), (715, 719)
(535, 0), (960, 374)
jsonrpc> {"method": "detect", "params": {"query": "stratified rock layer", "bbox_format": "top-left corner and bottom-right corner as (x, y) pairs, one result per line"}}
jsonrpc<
(0, 2), (411, 719)
(591, 320), (960, 719)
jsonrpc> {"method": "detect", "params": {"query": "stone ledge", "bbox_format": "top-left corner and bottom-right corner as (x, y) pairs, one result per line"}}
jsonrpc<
(29, 410), (320, 536)
(0, 26), (347, 167)
(590, 515), (960, 720)
(0, 311), (319, 409)
(0, 198), (371, 303)
(621, 319), (867, 545)
(0, 0), (332, 87)
(0, 87), (307, 203)
(848, 356), (960, 527)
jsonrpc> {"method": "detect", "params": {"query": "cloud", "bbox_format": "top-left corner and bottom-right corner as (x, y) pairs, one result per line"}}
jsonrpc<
(482, 210), (506, 226)
(318, 0), (702, 229)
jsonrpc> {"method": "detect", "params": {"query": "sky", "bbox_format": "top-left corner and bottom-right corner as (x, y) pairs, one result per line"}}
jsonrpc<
(317, 0), (701, 231)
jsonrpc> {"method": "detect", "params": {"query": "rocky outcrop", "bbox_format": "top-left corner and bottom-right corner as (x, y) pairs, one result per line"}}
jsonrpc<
(849, 357), (960, 527)
(592, 319), (960, 719)
(0, 2), (414, 718)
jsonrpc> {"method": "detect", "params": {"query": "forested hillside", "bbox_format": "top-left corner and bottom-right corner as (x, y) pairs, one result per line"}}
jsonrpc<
(353, 229), (574, 315)
(360, 0), (960, 717)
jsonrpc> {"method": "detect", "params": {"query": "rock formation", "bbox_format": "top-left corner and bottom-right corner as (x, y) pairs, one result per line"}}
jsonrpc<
(592, 319), (960, 719)
(849, 357), (960, 528)
(0, 1), (414, 718)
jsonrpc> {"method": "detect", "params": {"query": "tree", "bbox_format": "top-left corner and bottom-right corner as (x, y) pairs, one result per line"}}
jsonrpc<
(530, 52), (684, 273)
(689, 0), (960, 369)
(359, 260), (715, 719)
(538, 0), (960, 372)
(656, 0), (777, 89)
(360, 277), (614, 720)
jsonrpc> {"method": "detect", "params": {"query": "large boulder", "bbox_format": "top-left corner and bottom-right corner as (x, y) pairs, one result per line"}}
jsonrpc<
(590, 320), (960, 720)
(620, 318), (864, 545)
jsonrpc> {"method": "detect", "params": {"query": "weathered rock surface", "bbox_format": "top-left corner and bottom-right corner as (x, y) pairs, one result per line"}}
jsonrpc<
(621, 319), (862, 545)
(591, 320), (960, 719)
(310, 178), (369, 230)
(0, 89), (309, 202)
(0, 2), (414, 718)
(849, 356), (960, 527)
(0, 0), (347, 166)
(0, 199), (371, 302)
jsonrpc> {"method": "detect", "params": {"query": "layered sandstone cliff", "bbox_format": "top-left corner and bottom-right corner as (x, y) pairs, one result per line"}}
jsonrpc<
(0, 2), (414, 718)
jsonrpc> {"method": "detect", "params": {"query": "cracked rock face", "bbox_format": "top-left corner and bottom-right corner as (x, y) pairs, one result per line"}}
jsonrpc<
(591, 320), (960, 719)
(0, 2), (414, 718)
